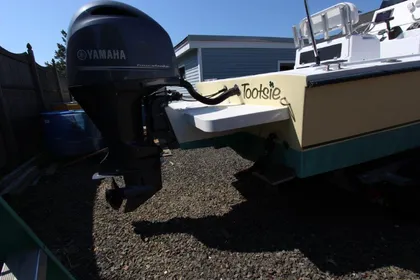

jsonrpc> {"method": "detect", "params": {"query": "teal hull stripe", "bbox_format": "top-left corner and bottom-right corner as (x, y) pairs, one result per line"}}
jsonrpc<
(300, 121), (420, 177)
(180, 121), (420, 178)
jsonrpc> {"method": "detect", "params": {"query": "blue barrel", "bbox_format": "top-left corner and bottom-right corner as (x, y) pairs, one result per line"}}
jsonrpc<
(40, 110), (105, 158)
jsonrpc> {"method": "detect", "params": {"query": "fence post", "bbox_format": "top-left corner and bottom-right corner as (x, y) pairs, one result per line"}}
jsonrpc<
(27, 43), (48, 111)
(52, 59), (65, 103)
(0, 81), (19, 169)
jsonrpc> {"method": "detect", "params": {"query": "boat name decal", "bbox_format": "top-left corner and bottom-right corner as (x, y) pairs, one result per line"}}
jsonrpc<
(241, 81), (281, 100)
(77, 49), (127, 60)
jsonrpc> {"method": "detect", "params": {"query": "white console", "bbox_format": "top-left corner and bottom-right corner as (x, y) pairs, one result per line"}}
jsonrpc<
(295, 34), (381, 67)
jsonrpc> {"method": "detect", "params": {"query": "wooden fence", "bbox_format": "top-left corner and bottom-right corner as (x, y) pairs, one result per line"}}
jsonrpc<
(0, 43), (71, 175)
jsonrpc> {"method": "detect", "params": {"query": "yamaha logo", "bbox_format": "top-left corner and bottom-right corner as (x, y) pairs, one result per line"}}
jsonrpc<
(76, 50), (87, 60)
(76, 49), (127, 60)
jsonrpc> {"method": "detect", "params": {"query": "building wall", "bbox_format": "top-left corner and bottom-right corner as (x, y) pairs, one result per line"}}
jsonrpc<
(167, 49), (199, 97)
(201, 48), (296, 80)
(179, 49), (200, 85)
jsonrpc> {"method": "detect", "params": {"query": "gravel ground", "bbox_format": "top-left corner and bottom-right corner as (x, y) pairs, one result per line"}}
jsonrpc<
(9, 146), (420, 280)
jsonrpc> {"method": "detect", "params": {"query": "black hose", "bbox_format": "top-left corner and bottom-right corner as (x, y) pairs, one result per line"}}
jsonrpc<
(179, 79), (240, 105)
(204, 86), (228, 98)
(181, 86), (229, 102)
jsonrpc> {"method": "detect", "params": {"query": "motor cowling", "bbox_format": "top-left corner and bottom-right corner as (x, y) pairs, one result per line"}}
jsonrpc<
(66, 0), (179, 89)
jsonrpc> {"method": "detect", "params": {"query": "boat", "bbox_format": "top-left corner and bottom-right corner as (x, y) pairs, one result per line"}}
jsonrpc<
(164, 0), (420, 184)
(64, 0), (420, 211)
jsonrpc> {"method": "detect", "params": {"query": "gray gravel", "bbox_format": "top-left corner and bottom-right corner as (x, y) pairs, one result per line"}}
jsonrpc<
(9, 146), (420, 280)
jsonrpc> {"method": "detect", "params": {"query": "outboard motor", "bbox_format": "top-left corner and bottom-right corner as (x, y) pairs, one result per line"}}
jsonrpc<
(66, 0), (240, 212)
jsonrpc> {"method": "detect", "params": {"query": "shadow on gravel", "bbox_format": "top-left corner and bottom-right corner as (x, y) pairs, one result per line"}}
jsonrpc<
(8, 157), (102, 280)
(132, 173), (420, 276)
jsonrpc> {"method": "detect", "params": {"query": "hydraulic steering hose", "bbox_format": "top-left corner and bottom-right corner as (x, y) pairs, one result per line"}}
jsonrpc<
(179, 79), (240, 105)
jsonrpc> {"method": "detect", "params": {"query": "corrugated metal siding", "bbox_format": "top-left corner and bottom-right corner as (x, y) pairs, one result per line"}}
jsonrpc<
(201, 48), (296, 80)
(167, 50), (199, 97)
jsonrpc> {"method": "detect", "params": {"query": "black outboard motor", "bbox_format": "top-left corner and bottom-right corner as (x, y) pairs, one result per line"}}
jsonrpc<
(66, 0), (240, 212)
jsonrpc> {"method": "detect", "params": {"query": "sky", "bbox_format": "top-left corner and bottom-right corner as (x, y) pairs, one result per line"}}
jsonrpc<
(1, 0), (381, 65)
